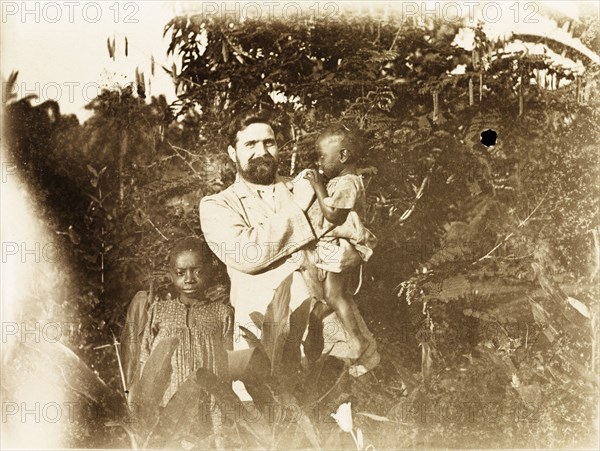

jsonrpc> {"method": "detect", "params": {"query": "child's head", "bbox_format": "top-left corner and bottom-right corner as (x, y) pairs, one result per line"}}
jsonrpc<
(168, 237), (213, 303)
(315, 125), (363, 179)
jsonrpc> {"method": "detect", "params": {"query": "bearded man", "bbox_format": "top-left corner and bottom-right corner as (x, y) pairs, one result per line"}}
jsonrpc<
(199, 110), (366, 352)
(201, 110), (310, 348)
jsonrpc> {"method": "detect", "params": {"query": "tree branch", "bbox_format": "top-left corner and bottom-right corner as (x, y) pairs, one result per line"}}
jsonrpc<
(475, 189), (549, 263)
(167, 142), (202, 178)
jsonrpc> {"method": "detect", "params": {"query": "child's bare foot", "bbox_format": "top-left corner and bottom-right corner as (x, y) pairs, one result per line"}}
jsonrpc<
(349, 341), (380, 377)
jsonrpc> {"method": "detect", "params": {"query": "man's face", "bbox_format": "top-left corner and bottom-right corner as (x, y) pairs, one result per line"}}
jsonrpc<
(229, 123), (278, 185)
(169, 250), (211, 303)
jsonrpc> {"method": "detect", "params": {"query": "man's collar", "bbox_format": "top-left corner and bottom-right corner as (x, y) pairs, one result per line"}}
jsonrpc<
(233, 174), (293, 198)
(244, 179), (275, 195)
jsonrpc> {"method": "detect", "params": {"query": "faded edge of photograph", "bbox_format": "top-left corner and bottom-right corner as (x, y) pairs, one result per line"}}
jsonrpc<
(1, 1), (599, 450)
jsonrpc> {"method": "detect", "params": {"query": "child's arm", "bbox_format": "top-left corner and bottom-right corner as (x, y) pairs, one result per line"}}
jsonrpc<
(303, 169), (350, 226)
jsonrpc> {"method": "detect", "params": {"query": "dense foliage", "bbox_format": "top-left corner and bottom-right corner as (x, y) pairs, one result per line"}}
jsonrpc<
(3, 9), (599, 449)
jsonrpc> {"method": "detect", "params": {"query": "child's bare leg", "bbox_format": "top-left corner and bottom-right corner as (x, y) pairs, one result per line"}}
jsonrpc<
(323, 271), (369, 359)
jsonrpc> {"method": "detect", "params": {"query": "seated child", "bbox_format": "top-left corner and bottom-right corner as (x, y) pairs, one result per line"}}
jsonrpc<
(138, 237), (233, 446)
(303, 125), (379, 375)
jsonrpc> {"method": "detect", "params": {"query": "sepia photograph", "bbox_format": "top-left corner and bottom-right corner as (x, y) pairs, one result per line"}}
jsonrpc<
(1, 1), (599, 449)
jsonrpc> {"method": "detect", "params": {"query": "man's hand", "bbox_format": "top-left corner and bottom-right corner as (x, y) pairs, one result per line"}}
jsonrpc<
(292, 169), (316, 211)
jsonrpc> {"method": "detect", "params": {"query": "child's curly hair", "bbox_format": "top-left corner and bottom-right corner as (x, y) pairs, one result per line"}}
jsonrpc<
(168, 236), (213, 268)
(317, 123), (367, 163)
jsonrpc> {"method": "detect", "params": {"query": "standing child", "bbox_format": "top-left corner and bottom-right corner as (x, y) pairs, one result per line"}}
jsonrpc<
(139, 237), (233, 447)
(303, 125), (379, 376)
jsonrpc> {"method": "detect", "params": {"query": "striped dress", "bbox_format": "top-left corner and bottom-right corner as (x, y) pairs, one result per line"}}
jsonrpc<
(140, 290), (234, 406)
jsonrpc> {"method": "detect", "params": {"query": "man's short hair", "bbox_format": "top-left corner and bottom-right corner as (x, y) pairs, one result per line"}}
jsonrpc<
(227, 109), (277, 147)
(168, 236), (211, 268)
(317, 124), (365, 162)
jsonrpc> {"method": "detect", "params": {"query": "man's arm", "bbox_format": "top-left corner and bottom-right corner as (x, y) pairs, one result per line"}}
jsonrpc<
(200, 195), (316, 274)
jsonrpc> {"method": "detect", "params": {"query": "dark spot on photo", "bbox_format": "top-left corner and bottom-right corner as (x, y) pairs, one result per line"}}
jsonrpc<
(480, 129), (497, 147)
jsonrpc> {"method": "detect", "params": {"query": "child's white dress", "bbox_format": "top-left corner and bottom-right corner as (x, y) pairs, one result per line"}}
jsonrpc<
(307, 174), (377, 275)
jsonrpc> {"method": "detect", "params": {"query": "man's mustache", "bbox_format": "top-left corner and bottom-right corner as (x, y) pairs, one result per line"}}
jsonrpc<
(248, 153), (277, 166)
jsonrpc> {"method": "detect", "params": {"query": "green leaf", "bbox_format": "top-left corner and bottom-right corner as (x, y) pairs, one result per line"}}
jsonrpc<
(238, 325), (261, 348)
(120, 291), (151, 389)
(357, 427), (364, 448)
(227, 347), (268, 381)
(356, 412), (396, 422)
(261, 274), (293, 376)
(222, 40), (229, 62)
(281, 297), (312, 378)
(192, 368), (272, 448)
(148, 371), (213, 448)
(128, 337), (178, 437)
(249, 311), (264, 330)
(267, 380), (321, 449)
(86, 164), (98, 177)
(5, 340), (123, 409)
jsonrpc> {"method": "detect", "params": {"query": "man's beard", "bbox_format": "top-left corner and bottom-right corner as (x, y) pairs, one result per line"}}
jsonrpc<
(238, 154), (278, 185)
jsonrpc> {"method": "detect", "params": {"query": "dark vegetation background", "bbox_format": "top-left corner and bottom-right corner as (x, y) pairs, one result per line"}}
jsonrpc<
(3, 8), (599, 449)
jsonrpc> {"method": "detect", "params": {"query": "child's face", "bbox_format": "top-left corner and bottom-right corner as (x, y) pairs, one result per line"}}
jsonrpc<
(169, 250), (211, 302)
(316, 136), (345, 179)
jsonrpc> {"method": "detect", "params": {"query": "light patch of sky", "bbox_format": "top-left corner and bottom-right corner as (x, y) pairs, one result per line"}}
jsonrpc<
(269, 89), (301, 107)
(449, 1), (597, 79)
(1, 1), (596, 122)
(1, 1), (178, 122)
